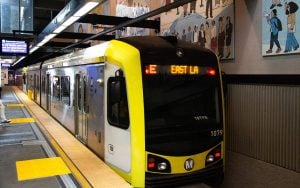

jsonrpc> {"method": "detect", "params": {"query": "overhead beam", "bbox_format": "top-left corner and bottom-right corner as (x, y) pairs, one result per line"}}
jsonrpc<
(45, 41), (91, 48)
(56, 32), (115, 41)
(34, 0), (67, 11)
(78, 14), (160, 29)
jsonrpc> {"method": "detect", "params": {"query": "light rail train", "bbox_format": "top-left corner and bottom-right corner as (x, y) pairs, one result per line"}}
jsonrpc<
(17, 36), (225, 187)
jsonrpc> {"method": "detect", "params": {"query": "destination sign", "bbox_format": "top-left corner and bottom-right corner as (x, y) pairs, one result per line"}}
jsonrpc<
(144, 64), (216, 76)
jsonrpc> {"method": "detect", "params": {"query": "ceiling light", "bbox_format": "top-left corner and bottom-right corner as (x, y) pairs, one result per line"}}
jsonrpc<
(29, 46), (39, 54)
(74, 2), (99, 17)
(53, 25), (67, 33)
(12, 56), (25, 66)
(62, 16), (80, 27)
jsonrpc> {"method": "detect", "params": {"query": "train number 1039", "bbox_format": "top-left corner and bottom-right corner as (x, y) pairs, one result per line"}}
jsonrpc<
(211, 130), (223, 137)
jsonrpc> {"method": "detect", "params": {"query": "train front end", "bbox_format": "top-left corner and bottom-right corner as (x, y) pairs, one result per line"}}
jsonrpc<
(108, 36), (225, 187)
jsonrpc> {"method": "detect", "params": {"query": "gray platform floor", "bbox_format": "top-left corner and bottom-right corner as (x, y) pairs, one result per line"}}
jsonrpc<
(0, 86), (79, 188)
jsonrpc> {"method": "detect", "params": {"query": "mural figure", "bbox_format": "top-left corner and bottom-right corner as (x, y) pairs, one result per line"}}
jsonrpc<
(160, 0), (234, 60)
(217, 17), (225, 58)
(187, 26), (193, 43)
(225, 16), (233, 58)
(200, 0), (204, 7)
(192, 25), (199, 44)
(284, 1), (299, 53)
(190, 0), (197, 14)
(199, 23), (206, 47)
(206, 0), (213, 19)
(211, 20), (217, 53)
(205, 21), (212, 49)
(265, 9), (282, 54)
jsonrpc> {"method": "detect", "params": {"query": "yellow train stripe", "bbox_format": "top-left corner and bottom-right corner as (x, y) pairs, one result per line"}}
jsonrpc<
(16, 157), (71, 181)
(7, 104), (25, 107)
(9, 118), (35, 124)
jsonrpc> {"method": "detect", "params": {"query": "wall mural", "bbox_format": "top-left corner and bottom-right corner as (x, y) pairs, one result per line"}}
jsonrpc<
(115, 0), (151, 38)
(262, 0), (300, 56)
(160, 0), (235, 60)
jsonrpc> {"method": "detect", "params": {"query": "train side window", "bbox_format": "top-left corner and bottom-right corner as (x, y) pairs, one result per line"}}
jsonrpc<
(61, 76), (70, 106)
(53, 76), (61, 101)
(107, 71), (129, 129)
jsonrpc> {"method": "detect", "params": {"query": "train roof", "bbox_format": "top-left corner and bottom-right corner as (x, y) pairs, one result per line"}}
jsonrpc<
(41, 41), (109, 69)
(118, 36), (218, 67)
(27, 63), (41, 71)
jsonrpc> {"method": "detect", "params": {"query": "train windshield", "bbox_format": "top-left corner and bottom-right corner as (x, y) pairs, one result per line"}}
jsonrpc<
(143, 74), (223, 156)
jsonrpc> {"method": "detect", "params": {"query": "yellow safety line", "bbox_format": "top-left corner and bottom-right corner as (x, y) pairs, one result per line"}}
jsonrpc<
(9, 118), (35, 124)
(47, 138), (92, 188)
(16, 157), (71, 181)
(7, 104), (25, 107)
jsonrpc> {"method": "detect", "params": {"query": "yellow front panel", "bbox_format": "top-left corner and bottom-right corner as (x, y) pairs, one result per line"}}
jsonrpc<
(16, 157), (71, 181)
(105, 40), (145, 187)
(146, 142), (224, 174)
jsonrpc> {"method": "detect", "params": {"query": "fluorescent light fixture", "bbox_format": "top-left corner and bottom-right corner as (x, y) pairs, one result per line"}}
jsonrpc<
(12, 56), (25, 66)
(37, 39), (48, 47)
(44, 33), (57, 40)
(29, 46), (39, 54)
(62, 16), (80, 27)
(35, 1), (99, 49)
(53, 25), (67, 33)
(37, 33), (56, 46)
(74, 2), (99, 17)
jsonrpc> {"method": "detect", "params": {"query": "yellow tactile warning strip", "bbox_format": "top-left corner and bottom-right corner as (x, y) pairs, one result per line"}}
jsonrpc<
(9, 118), (35, 124)
(7, 104), (25, 107)
(47, 136), (92, 188)
(16, 157), (71, 181)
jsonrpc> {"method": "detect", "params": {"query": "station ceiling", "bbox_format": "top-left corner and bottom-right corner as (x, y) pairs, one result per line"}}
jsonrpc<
(6, 0), (161, 69)
(1, 0), (194, 69)
(34, 0), (71, 35)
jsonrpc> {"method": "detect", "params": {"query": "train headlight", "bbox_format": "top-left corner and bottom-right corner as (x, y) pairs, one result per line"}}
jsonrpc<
(206, 155), (215, 162)
(147, 154), (171, 173)
(205, 145), (222, 166)
(157, 162), (167, 171)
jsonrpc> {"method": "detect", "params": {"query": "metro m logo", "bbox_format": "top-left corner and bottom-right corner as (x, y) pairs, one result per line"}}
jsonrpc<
(184, 158), (194, 171)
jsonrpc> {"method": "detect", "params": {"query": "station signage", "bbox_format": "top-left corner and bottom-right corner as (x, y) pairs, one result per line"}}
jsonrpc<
(0, 38), (29, 56)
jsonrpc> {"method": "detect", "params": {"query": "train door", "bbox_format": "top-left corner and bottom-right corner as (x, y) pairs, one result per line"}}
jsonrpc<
(74, 74), (88, 143)
(46, 74), (51, 112)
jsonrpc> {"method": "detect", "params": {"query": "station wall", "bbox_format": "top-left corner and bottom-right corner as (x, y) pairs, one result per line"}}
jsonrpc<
(221, 0), (300, 74)
(222, 1), (300, 172)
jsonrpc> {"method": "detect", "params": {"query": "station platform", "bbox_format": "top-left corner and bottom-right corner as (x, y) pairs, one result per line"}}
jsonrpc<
(0, 86), (299, 188)
(0, 86), (130, 188)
